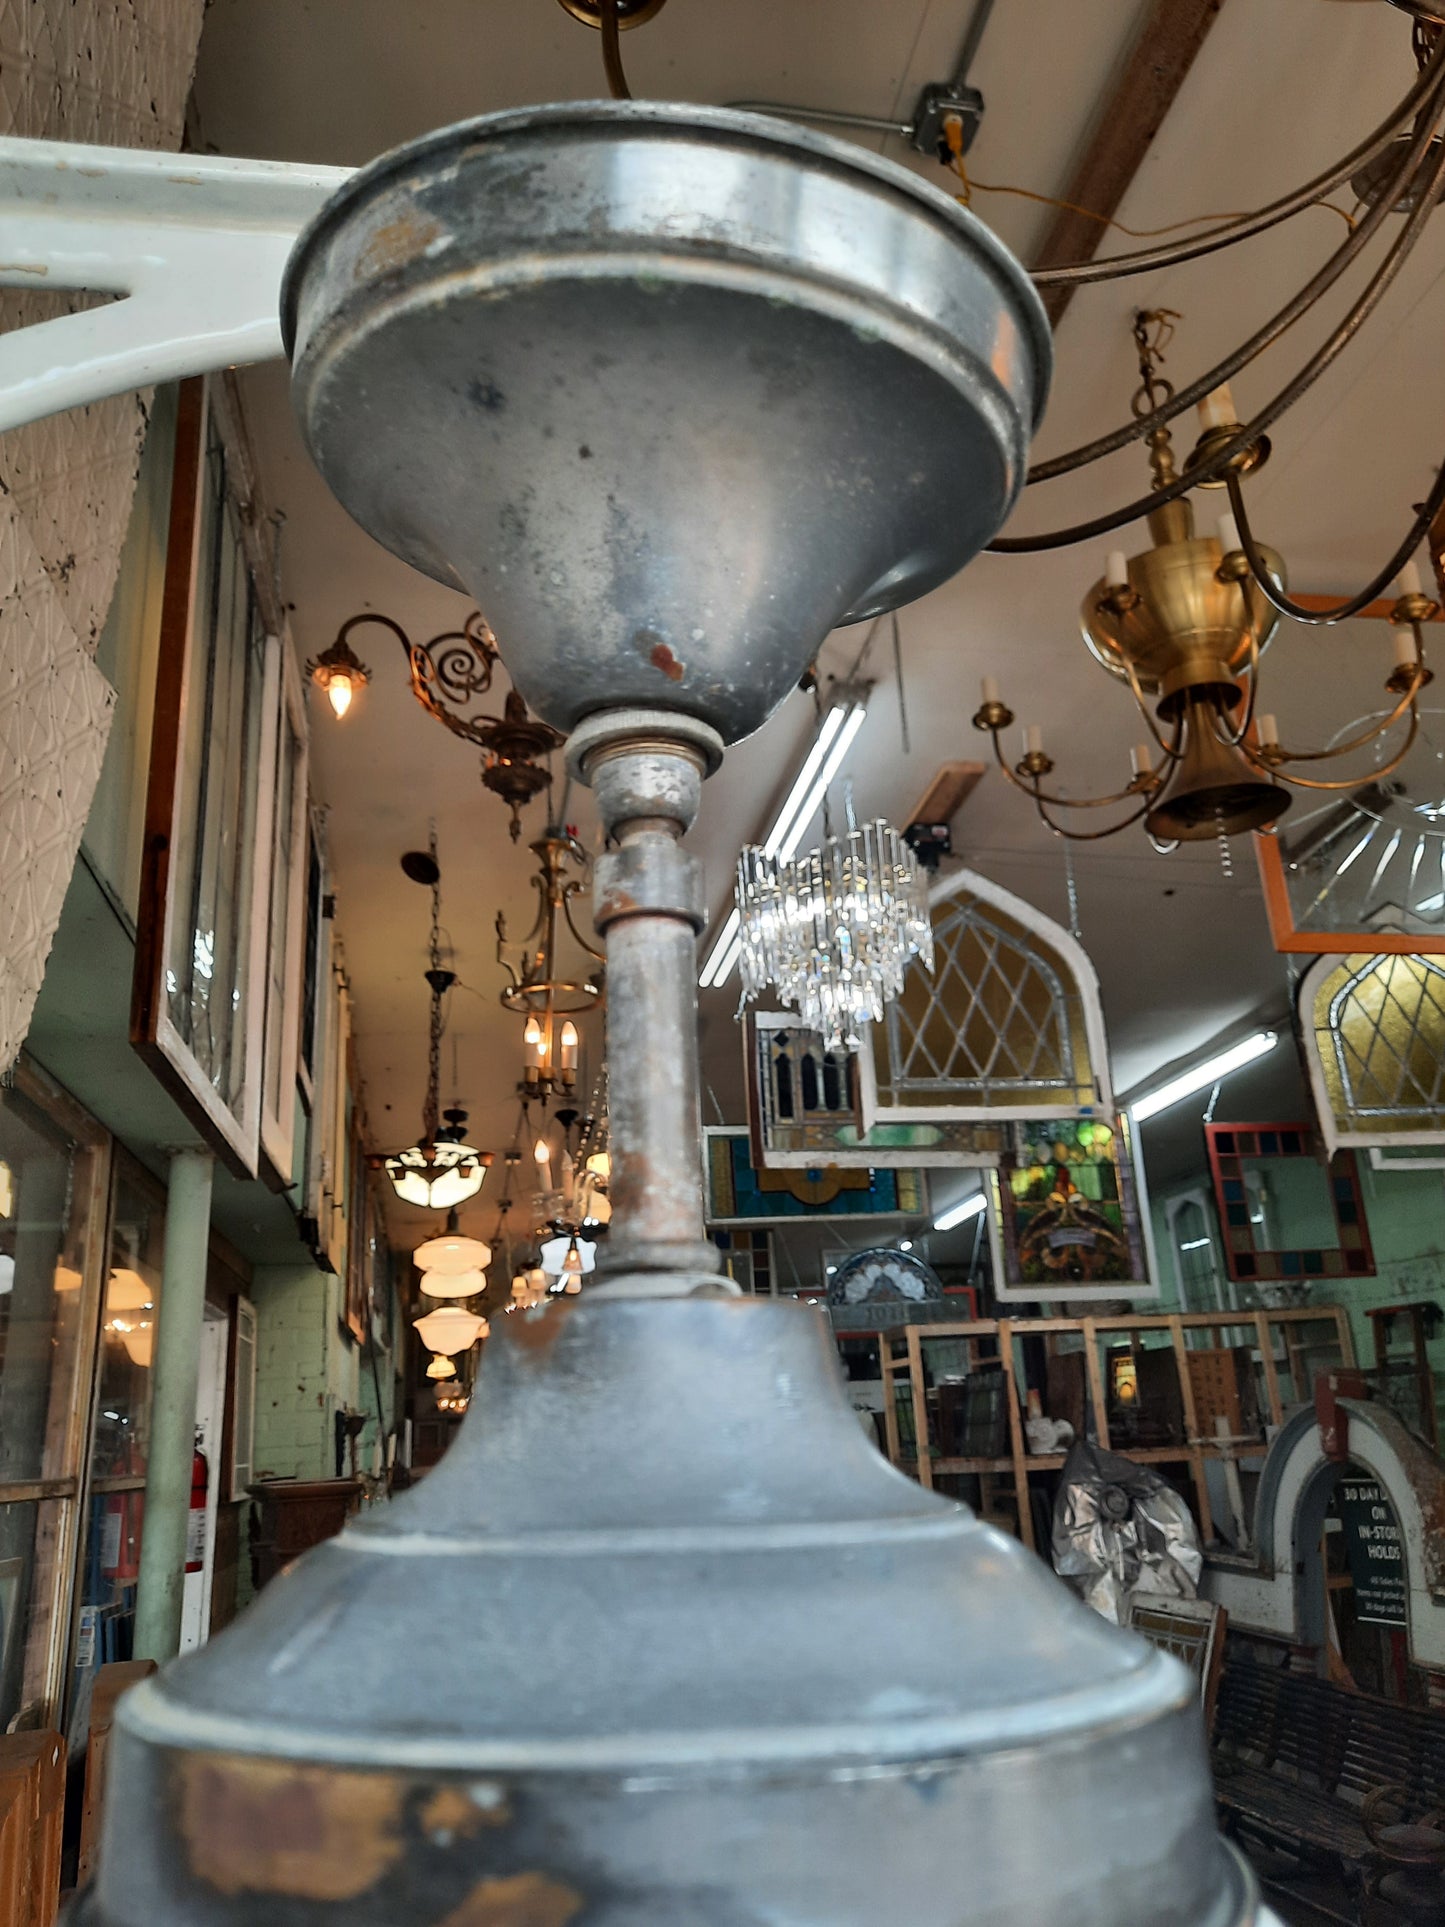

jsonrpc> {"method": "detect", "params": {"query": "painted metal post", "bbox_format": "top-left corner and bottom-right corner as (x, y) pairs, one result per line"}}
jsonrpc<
(132, 1148), (214, 1664)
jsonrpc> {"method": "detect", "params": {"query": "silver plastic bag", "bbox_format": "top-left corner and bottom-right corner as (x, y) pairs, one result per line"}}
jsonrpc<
(1051, 1439), (1203, 1624)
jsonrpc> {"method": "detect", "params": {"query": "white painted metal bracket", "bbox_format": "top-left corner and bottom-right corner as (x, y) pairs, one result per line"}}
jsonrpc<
(0, 136), (351, 432)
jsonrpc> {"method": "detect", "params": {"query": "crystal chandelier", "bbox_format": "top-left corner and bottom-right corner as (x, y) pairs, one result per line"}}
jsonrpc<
(378, 833), (492, 1209)
(737, 819), (932, 1051)
(497, 830), (603, 1096)
(975, 311), (1434, 847)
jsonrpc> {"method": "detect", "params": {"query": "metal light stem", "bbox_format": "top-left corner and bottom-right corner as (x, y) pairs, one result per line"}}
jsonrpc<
(574, 714), (725, 1290)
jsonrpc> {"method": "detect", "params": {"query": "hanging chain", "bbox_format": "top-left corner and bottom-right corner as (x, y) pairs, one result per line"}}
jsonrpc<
(1062, 838), (1083, 941)
(424, 824), (443, 1142)
(1215, 804), (1234, 879)
(1131, 308), (1181, 492)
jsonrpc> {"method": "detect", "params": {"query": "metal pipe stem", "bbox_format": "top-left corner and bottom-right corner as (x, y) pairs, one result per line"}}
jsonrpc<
(571, 711), (728, 1293)
(132, 1147), (214, 1663)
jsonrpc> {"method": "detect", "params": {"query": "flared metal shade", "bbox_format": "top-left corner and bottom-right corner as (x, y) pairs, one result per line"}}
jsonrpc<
(283, 102), (1050, 744)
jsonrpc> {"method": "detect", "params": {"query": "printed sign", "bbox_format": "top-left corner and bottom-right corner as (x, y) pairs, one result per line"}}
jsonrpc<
(1336, 1475), (1408, 1627)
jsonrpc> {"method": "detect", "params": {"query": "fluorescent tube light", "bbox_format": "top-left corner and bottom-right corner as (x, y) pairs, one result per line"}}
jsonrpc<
(1178, 1237), (1211, 1252)
(1130, 1029), (1277, 1124)
(933, 1191), (987, 1232)
(698, 697), (868, 987)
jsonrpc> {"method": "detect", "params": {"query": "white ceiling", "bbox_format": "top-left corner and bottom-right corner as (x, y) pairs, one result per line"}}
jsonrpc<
(191, 0), (1445, 1248)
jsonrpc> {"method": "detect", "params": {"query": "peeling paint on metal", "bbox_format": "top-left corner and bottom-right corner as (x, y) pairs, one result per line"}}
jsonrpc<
(179, 1755), (404, 1899)
(355, 213), (442, 282)
(436, 1871), (583, 1926)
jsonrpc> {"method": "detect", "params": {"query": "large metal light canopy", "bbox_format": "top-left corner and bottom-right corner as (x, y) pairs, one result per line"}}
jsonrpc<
(77, 103), (1270, 1925)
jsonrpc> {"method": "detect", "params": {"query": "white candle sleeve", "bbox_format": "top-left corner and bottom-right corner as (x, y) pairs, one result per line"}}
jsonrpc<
(1256, 713), (1280, 747)
(981, 675), (1000, 705)
(1197, 382), (1236, 431)
(1217, 512), (1242, 555)
(1397, 560), (1423, 601)
(1024, 725), (1044, 756)
(1392, 624), (1419, 669)
(1105, 550), (1128, 588)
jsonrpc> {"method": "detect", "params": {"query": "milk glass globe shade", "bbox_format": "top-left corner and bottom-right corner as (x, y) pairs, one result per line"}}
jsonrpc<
(413, 1305), (487, 1354)
(419, 1266), (487, 1300)
(413, 1231), (492, 1275)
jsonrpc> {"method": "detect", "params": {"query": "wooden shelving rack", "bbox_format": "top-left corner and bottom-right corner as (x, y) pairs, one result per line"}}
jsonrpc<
(868, 1306), (1355, 1553)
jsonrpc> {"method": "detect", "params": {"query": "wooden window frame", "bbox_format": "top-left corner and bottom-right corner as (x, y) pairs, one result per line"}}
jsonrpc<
(130, 377), (281, 1177)
(258, 641), (311, 1188)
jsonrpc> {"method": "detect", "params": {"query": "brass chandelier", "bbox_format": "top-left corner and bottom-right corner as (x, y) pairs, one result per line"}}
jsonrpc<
(975, 311), (1435, 847)
(497, 828), (603, 1097)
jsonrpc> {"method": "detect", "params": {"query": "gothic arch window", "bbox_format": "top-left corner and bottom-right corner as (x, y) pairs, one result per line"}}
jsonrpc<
(1300, 950), (1445, 1156)
(859, 867), (1111, 1128)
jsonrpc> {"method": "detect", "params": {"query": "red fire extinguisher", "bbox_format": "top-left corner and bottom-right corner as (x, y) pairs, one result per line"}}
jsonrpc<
(186, 1437), (209, 1574)
(100, 1438), (144, 1586)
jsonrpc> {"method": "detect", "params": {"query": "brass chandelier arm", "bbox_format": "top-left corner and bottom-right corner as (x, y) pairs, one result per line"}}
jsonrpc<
(1211, 635), (1261, 750)
(1032, 793), (1159, 842)
(1239, 702), (1423, 791)
(992, 104), (1445, 554)
(563, 889), (607, 966)
(1031, 38), (1445, 289)
(1117, 652), (1194, 761)
(1223, 467), (1445, 627)
(978, 717), (1173, 810)
(1243, 664), (1427, 765)
(1021, 61), (1445, 492)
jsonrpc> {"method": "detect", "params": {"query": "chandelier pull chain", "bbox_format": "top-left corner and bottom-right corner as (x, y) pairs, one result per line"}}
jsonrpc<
(424, 825), (443, 1143)
(1063, 839), (1082, 941)
(1215, 805), (1234, 880)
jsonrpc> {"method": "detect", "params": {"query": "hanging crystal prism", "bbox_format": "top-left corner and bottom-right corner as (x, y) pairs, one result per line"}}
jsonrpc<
(736, 820), (933, 1051)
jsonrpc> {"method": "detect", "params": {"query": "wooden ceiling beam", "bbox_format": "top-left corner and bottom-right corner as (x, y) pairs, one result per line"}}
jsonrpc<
(1033, 0), (1229, 328)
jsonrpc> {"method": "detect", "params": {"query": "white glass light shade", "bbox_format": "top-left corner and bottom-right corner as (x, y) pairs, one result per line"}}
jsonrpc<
(385, 1142), (488, 1210)
(585, 1150), (611, 1180)
(419, 1266), (487, 1300)
(412, 1230), (492, 1275)
(413, 1305), (488, 1354)
(107, 1267), (153, 1311)
(539, 1234), (596, 1278)
(426, 1353), (457, 1380)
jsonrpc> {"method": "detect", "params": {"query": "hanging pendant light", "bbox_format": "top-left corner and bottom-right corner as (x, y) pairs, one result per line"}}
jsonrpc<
(412, 1304), (488, 1354)
(498, 830), (603, 1096)
(413, 1207), (493, 1284)
(425, 1354), (457, 1380)
(380, 833), (492, 1210)
(539, 1231), (596, 1282)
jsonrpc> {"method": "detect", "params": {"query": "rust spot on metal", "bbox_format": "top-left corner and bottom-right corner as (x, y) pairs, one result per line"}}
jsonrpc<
(648, 640), (685, 682)
(179, 1755), (404, 1899)
(356, 214), (442, 282)
(437, 1872), (583, 1926)
(419, 1785), (511, 1836)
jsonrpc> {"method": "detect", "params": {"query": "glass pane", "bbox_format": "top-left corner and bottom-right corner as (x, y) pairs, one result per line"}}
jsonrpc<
(264, 705), (303, 1109)
(0, 1075), (102, 1486)
(1240, 1156), (1342, 1252)
(77, 1161), (166, 1684)
(0, 1498), (69, 1731)
(165, 418), (266, 1113)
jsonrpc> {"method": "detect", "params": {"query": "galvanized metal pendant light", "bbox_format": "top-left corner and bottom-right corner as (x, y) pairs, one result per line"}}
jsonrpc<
(76, 103), (1273, 1925)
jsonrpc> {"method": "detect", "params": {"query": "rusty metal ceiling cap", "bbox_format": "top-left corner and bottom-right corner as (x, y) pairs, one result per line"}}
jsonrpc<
(80, 1297), (1260, 1924)
(282, 102), (1050, 744)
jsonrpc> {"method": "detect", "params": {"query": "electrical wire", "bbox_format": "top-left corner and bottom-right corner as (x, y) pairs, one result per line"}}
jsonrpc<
(1022, 51), (1445, 488)
(990, 89), (1445, 554)
(1026, 34), (1445, 285)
